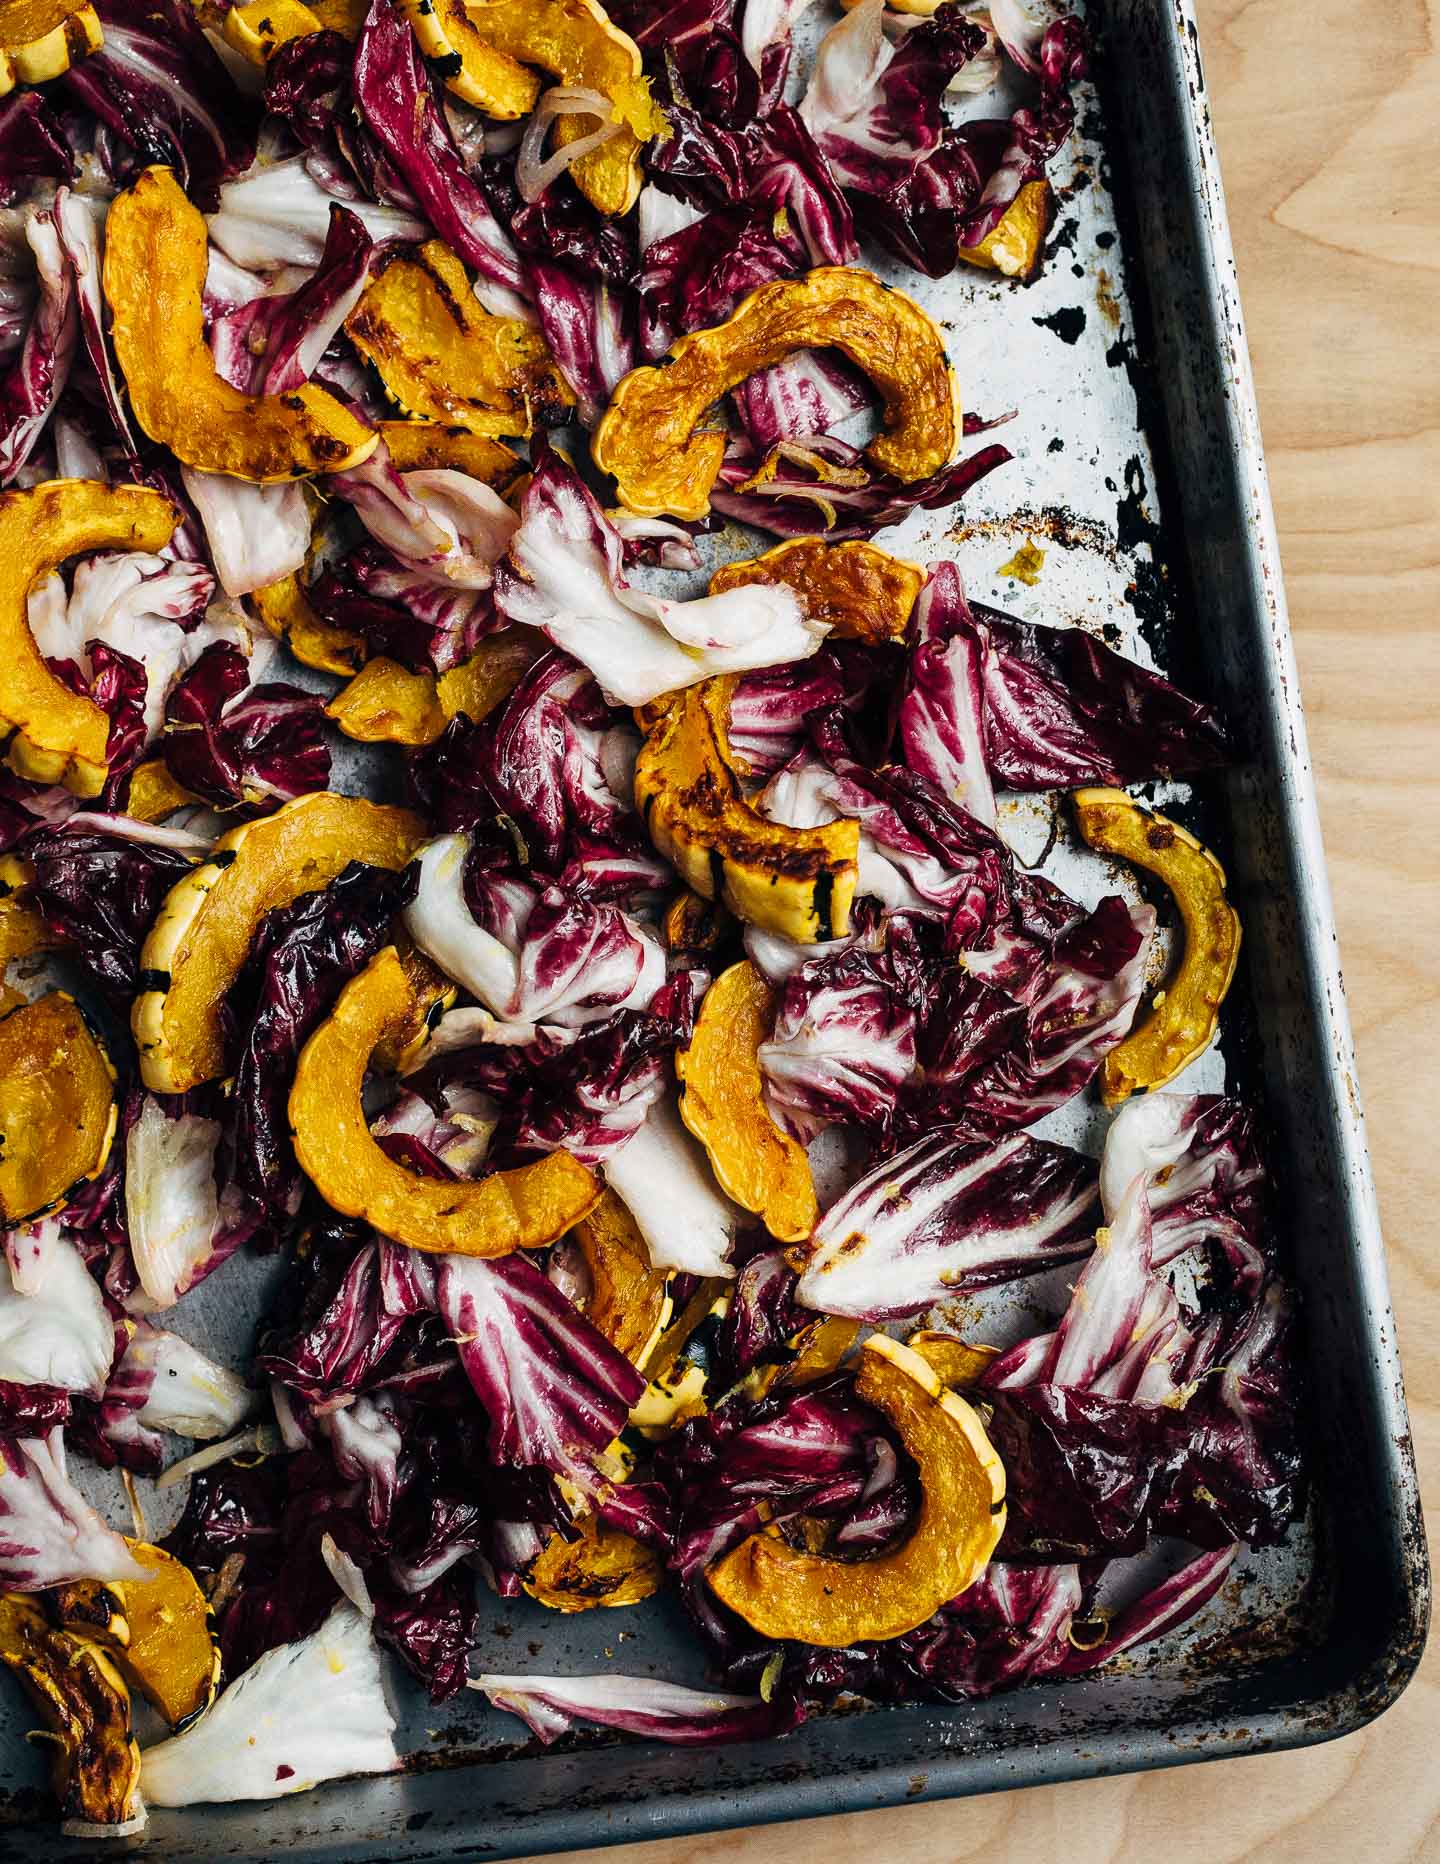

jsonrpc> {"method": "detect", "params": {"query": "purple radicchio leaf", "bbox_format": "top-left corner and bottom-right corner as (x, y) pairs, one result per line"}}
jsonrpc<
(26, 823), (196, 999)
(308, 541), (496, 676)
(727, 655), (850, 780)
(53, 187), (136, 456)
(897, 561), (997, 827)
(61, 0), (259, 199)
(162, 640), (331, 807)
(0, 93), (74, 206)
(731, 346), (872, 451)
(352, 0), (530, 318)
(0, 1429), (146, 1588)
(475, 1671), (805, 1746)
(528, 260), (636, 431)
(228, 862), (418, 1233)
(124, 1092), (258, 1310)
(0, 203), (77, 485)
(712, 432), (1013, 540)
(256, 1227), (435, 1401)
(794, 1129), (1099, 1320)
(637, 204), (804, 361)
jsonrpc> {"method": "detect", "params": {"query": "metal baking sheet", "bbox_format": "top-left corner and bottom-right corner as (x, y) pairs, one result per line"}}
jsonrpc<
(1, 0), (1429, 1853)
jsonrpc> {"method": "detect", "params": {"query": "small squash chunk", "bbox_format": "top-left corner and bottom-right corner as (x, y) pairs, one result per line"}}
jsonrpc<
(906, 1330), (1000, 1389)
(958, 181), (1054, 282)
(570, 1189), (670, 1366)
(346, 243), (570, 437)
(133, 791), (426, 1094)
(291, 946), (601, 1254)
(0, 1595), (142, 1829)
(0, 888), (53, 1014)
(709, 538), (924, 644)
(328, 632), (544, 747)
(0, 0), (101, 91)
(376, 419), (522, 487)
(661, 888), (729, 963)
(676, 961), (817, 1244)
(123, 758), (199, 823)
(634, 677), (858, 942)
(222, 0), (321, 64)
(251, 572), (366, 678)
(1072, 787), (1242, 1103)
(524, 1515), (663, 1613)
(56, 1542), (220, 1732)
(707, 1335), (1006, 1645)
(0, 479), (177, 796)
(451, 0), (665, 214)
(594, 268), (961, 520)
(0, 992), (116, 1224)
(397, 0), (538, 117)
(104, 167), (378, 482)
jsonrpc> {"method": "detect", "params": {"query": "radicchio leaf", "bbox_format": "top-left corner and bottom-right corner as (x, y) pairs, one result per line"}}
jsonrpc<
(0, 1429), (145, 1588)
(161, 641), (330, 807)
(474, 1671), (804, 1745)
(0, 205), (77, 485)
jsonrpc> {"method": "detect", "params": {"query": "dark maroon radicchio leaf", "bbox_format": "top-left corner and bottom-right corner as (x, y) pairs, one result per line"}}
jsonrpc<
(0, 94), (74, 205)
(227, 862), (417, 1234)
(713, 432), (1012, 540)
(61, 0), (259, 199)
(162, 641), (330, 807)
(476, 1672), (806, 1746)
(352, 0), (529, 315)
(26, 825), (196, 1000)
(309, 542), (494, 676)
(0, 1380), (73, 1434)
(262, 29), (352, 152)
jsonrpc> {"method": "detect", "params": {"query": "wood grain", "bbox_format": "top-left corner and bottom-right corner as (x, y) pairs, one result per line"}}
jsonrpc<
(535, 2), (1440, 1856)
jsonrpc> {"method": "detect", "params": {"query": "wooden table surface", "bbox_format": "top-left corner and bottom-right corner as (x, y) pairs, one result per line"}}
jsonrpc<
(539, 2), (1440, 1857)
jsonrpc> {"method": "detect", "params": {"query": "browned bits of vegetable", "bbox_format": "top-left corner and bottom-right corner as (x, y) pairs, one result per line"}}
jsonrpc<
(54, 1541), (221, 1731)
(251, 572), (367, 679)
(0, 0), (102, 92)
(524, 1515), (664, 1613)
(676, 961), (818, 1244)
(326, 631), (546, 748)
(593, 268), (961, 520)
(132, 792), (428, 1094)
(708, 538), (926, 644)
(0, 992), (116, 1224)
(706, 1335), (1006, 1645)
(0, 1594), (142, 1829)
(0, 479), (177, 796)
(959, 180), (1055, 281)
(661, 889), (731, 964)
(569, 1189), (671, 1366)
(345, 243), (572, 436)
(1072, 786), (1242, 1103)
(634, 677), (859, 942)
(290, 945), (602, 1255)
(103, 167), (378, 481)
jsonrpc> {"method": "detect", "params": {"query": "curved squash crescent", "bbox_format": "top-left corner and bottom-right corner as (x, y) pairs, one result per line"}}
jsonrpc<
(708, 538), (925, 644)
(132, 791), (427, 1094)
(707, 1334), (1005, 1644)
(0, 0), (102, 93)
(594, 268), (962, 520)
(103, 167), (378, 482)
(0, 478), (177, 795)
(290, 945), (601, 1255)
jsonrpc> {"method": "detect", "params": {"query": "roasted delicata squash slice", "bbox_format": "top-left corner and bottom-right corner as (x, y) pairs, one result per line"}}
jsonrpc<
(0, 0), (102, 95)
(251, 571), (366, 678)
(133, 791), (426, 1093)
(327, 630), (544, 747)
(569, 1189), (670, 1366)
(0, 992), (116, 1224)
(221, 0), (321, 63)
(906, 1330), (1001, 1389)
(0, 880), (55, 1014)
(0, 1595), (142, 1830)
(408, 0), (664, 214)
(0, 479), (177, 795)
(707, 1335), (1006, 1644)
(594, 269), (961, 520)
(104, 167), (377, 482)
(55, 1542), (220, 1731)
(959, 180), (1055, 282)
(375, 419), (522, 486)
(676, 961), (817, 1244)
(524, 1514), (664, 1613)
(1072, 787), (1242, 1103)
(709, 538), (925, 644)
(346, 243), (570, 437)
(634, 677), (858, 942)
(291, 945), (601, 1254)
(122, 759), (200, 825)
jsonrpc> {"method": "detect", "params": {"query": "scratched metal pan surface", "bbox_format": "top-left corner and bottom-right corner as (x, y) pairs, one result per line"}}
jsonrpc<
(2, 0), (1429, 1855)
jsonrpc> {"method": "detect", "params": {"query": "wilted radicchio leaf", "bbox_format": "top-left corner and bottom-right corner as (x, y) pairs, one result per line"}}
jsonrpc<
(62, 0), (259, 199)
(726, 655), (852, 780)
(475, 1671), (805, 1745)
(210, 203), (375, 397)
(0, 204), (77, 485)
(162, 641), (330, 807)
(309, 541), (497, 676)
(713, 432), (1013, 540)
(0, 1429), (145, 1589)
(53, 187), (136, 457)
(528, 260), (636, 431)
(26, 824), (196, 998)
(795, 1129), (1099, 1320)
(72, 1318), (256, 1475)
(898, 561), (997, 826)
(180, 471), (311, 601)
(205, 157), (427, 274)
(352, 0), (531, 318)
(228, 862), (418, 1233)
(731, 346), (872, 451)
(0, 94), (74, 206)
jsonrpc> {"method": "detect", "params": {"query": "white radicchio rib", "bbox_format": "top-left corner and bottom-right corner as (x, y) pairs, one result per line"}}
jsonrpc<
(0, 1431), (146, 1589)
(180, 470), (310, 599)
(124, 1095), (243, 1310)
(603, 1092), (739, 1278)
(794, 1129), (1099, 1320)
(0, 1231), (114, 1396)
(495, 449), (826, 705)
(110, 1321), (258, 1441)
(473, 1672), (794, 1745)
(207, 157), (426, 271)
(140, 1603), (399, 1805)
